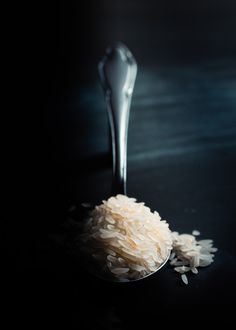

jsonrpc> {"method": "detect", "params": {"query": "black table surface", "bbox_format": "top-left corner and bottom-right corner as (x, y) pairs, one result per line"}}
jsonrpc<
(5, 1), (236, 327)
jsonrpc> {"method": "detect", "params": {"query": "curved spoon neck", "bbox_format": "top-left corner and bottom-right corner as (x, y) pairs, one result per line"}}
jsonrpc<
(98, 42), (137, 197)
(110, 123), (128, 196)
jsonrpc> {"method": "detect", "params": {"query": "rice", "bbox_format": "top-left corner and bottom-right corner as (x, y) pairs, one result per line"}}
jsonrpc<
(78, 195), (217, 283)
(81, 194), (172, 281)
(181, 274), (188, 285)
(192, 230), (200, 236)
(170, 230), (217, 284)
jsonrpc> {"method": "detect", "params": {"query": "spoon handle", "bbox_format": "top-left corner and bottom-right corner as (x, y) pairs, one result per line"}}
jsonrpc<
(98, 42), (137, 195)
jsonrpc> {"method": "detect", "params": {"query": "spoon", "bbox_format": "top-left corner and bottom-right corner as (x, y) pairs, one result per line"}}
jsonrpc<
(98, 41), (137, 196)
(79, 42), (170, 282)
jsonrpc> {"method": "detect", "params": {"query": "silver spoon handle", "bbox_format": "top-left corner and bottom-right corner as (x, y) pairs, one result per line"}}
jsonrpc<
(98, 42), (137, 195)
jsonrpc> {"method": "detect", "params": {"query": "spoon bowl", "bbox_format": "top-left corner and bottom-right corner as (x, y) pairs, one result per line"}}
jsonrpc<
(82, 247), (171, 283)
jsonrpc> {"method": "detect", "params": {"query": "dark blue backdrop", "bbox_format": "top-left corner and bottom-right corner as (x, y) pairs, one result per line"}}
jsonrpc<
(5, 0), (236, 327)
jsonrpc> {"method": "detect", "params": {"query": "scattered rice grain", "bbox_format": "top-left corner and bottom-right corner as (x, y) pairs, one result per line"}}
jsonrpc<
(192, 230), (200, 236)
(181, 274), (188, 285)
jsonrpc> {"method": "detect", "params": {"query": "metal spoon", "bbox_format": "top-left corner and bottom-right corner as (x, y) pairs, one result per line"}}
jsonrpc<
(98, 41), (137, 196)
(80, 42), (170, 282)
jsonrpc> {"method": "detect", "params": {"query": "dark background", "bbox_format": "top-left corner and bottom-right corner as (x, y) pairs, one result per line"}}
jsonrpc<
(5, 0), (236, 327)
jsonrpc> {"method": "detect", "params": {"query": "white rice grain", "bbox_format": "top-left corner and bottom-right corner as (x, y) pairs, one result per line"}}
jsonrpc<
(191, 267), (198, 274)
(110, 268), (130, 275)
(174, 266), (191, 273)
(81, 203), (92, 208)
(181, 274), (188, 285)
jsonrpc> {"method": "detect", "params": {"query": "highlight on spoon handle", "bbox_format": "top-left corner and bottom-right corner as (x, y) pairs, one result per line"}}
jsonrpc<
(98, 42), (137, 196)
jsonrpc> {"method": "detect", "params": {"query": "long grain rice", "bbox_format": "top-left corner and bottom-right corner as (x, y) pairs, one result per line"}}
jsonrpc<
(170, 230), (217, 284)
(80, 195), (217, 283)
(81, 194), (172, 281)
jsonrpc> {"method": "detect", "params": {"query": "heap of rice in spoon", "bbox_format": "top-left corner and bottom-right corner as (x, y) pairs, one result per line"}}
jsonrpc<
(81, 194), (172, 281)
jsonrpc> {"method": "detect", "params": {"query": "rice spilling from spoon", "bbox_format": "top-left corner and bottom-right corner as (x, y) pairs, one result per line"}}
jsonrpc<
(170, 231), (217, 284)
(81, 194), (172, 281)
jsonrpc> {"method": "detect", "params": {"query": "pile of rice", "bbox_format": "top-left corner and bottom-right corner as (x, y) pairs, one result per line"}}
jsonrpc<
(170, 231), (217, 285)
(81, 194), (172, 281)
(80, 194), (217, 283)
